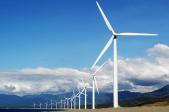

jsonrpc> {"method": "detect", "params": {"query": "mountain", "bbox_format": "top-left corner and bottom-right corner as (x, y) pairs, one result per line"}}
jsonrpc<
(119, 85), (169, 107)
(0, 85), (169, 108)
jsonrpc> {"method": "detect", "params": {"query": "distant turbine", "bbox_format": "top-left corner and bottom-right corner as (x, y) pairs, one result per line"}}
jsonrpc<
(81, 79), (88, 109)
(65, 98), (69, 109)
(77, 86), (85, 110)
(33, 103), (36, 109)
(91, 1), (158, 108)
(55, 101), (57, 110)
(70, 90), (75, 109)
(60, 99), (63, 109)
(63, 99), (66, 109)
(50, 100), (53, 109)
(45, 102), (48, 109)
(74, 91), (80, 110)
(74, 97), (76, 109)
(68, 98), (71, 109)
(70, 96), (73, 109)
(39, 103), (42, 109)
(72, 90), (76, 109)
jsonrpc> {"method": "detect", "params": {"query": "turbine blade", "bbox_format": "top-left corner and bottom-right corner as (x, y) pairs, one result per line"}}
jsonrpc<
(93, 60), (108, 76)
(96, 1), (115, 34)
(117, 32), (158, 36)
(91, 36), (113, 69)
(94, 76), (99, 94)
(81, 92), (85, 95)
(81, 88), (85, 93)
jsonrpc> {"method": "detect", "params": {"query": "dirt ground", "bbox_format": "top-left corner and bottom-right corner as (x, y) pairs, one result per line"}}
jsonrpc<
(67, 106), (169, 112)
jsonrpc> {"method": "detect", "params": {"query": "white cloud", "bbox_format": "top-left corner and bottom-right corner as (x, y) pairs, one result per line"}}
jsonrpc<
(148, 43), (169, 58)
(0, 43), (169, 95)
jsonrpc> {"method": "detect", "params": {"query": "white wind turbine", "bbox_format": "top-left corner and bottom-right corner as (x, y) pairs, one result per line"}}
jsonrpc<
(65, 97), (69, 109)
(74, 91), (80, 110)
(45, 102), (48, 109)
(77, 88), (81, 110)
(63, 99), (66, 109)
(68, 98), (71, 109)
(70, 97), (73, 109)
(72, 90), (77, 109)
(80, 79), (88, 109)
(72, 89), (82, 110)
(33, 103), (36, 109)
(50, 99), (53, 109)
(74, 96), (77, 109)
(70, 90), (75, 109)
(60, 98), (63, 109)
(91, 59), (109, 109)
(91, 1), (158, 108)
(55, 101), (57, 110)
(77, 86), (85, 110)
(39, 103), (42, 109)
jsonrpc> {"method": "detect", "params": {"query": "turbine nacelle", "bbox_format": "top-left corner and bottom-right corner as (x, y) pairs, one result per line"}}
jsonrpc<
(113, 34), (117, 39)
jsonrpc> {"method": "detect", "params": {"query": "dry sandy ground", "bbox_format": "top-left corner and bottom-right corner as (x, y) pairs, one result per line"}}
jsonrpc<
(66, 106), (169, 112)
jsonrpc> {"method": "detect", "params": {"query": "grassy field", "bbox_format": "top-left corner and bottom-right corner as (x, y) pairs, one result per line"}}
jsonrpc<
(67, 106), (169, 112)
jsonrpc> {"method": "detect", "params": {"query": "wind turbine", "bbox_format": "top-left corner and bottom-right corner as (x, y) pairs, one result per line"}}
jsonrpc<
(68, 98), (71, 109)
(73, 93), (77, 109)
(70, 90), (75, 109)
(78, 93), (81, 110)
(71, 90), (76, 109)
(65, 98), (69, 109)
(33, 103), (36, 109)
(73, 90), (81, 110)
(50, 100), (53, 109)
(55, 101), (57, 110)
(91, 1), (158, 108)
(60, 99), (63, 109)
(63, 99), (66, 109)
(45, 102), (48, 109)
(70, 97), (73, 109)
(77, 86), (85, 110)
(81, 79), (88, 109)
(91, 60), (109, 109)
(39, 103), (42, 109)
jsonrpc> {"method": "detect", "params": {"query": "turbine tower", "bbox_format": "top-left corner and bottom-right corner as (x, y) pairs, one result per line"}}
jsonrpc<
(91, 1), (158, 108)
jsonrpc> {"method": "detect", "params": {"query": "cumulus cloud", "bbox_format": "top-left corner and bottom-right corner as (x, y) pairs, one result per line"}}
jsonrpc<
(148, 43), (169, 58)
(0, 67), (90, 96)
(0, 43), (169, 95)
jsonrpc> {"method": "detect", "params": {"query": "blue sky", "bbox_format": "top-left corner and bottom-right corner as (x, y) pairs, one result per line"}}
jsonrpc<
(0, 0), (168, 70)
(0, 0), (169, 95)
